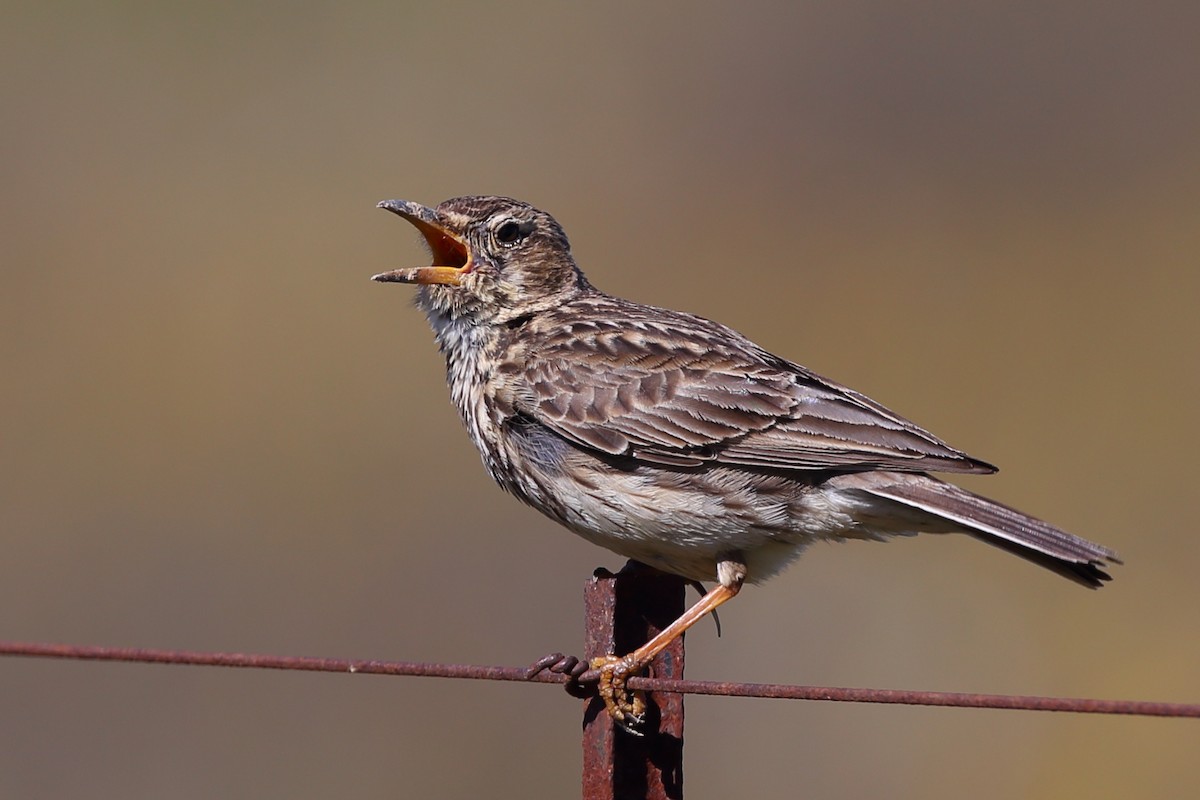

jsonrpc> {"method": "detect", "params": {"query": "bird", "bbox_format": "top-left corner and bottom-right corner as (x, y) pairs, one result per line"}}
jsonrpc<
(372, 195), (1120, 725)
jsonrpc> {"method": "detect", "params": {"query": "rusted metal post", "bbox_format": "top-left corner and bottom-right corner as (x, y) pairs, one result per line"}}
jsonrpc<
(582, 560), (686, 800)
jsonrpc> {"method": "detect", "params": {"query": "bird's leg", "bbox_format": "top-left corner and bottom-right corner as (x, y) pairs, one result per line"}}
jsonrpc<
(592, 555), (746, 726)
(687, 578), (723, 636)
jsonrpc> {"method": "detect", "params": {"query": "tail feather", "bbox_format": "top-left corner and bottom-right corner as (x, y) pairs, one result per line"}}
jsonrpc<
(859, 476), (1121, 589)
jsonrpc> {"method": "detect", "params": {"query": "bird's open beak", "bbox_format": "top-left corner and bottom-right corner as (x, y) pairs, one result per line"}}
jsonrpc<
(372, 199), (472, 286)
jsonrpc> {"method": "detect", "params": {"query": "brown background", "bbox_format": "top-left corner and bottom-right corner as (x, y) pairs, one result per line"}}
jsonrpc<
(3, 3), (1198, 797)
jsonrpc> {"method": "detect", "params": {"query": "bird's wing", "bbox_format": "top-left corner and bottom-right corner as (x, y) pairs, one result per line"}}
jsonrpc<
(519, 307), (995, 474)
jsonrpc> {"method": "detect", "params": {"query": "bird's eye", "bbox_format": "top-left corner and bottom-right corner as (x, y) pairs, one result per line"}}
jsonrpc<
(494, 219), (529, 246)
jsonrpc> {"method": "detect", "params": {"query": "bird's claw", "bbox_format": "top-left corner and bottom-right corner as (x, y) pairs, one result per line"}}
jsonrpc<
(526, 650), (649, 734)
(591, 654), (647, 733)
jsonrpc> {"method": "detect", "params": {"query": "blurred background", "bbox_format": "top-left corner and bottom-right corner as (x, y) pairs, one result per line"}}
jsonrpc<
(2, 2), (1198, 797)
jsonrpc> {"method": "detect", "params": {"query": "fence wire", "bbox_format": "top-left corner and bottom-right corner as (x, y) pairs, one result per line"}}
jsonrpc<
(2, 640), (1196, 718)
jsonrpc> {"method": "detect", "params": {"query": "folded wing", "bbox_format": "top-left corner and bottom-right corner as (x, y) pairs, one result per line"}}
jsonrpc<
(520, 308), (996, 475)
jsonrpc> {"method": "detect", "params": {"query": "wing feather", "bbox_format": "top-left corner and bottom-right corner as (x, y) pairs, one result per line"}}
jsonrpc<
(518, 299), (996, 475)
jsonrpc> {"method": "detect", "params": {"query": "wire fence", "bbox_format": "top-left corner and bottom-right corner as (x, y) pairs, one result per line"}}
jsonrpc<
(3, 566), (1195, 799)
(2, 639), (1196, 718)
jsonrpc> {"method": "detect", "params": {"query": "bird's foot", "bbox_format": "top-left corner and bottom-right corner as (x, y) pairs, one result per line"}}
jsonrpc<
(591, 653), (647, 733)
(526, 651), (648, 734)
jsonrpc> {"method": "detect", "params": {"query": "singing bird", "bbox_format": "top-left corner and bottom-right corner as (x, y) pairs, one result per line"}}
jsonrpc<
(373, 195), (1119, 724)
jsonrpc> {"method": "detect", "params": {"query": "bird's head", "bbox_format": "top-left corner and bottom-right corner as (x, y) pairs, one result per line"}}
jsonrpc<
(373, 196), (587, 323)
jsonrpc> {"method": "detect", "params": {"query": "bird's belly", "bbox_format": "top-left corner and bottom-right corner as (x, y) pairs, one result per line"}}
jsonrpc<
(512, 448), (875, 583)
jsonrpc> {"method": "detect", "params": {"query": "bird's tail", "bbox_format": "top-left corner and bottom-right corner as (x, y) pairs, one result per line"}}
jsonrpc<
(857, 474), (1121, 588)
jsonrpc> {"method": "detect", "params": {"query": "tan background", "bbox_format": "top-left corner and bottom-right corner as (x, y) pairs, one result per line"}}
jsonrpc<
(3, 3), (1198, 798)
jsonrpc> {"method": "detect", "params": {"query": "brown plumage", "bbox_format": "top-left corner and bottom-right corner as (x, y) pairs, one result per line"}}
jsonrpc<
(373, 195), (1120, 723)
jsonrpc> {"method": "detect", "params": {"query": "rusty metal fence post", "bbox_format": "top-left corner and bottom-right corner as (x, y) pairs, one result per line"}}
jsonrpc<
(582, 561), (686, 800)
